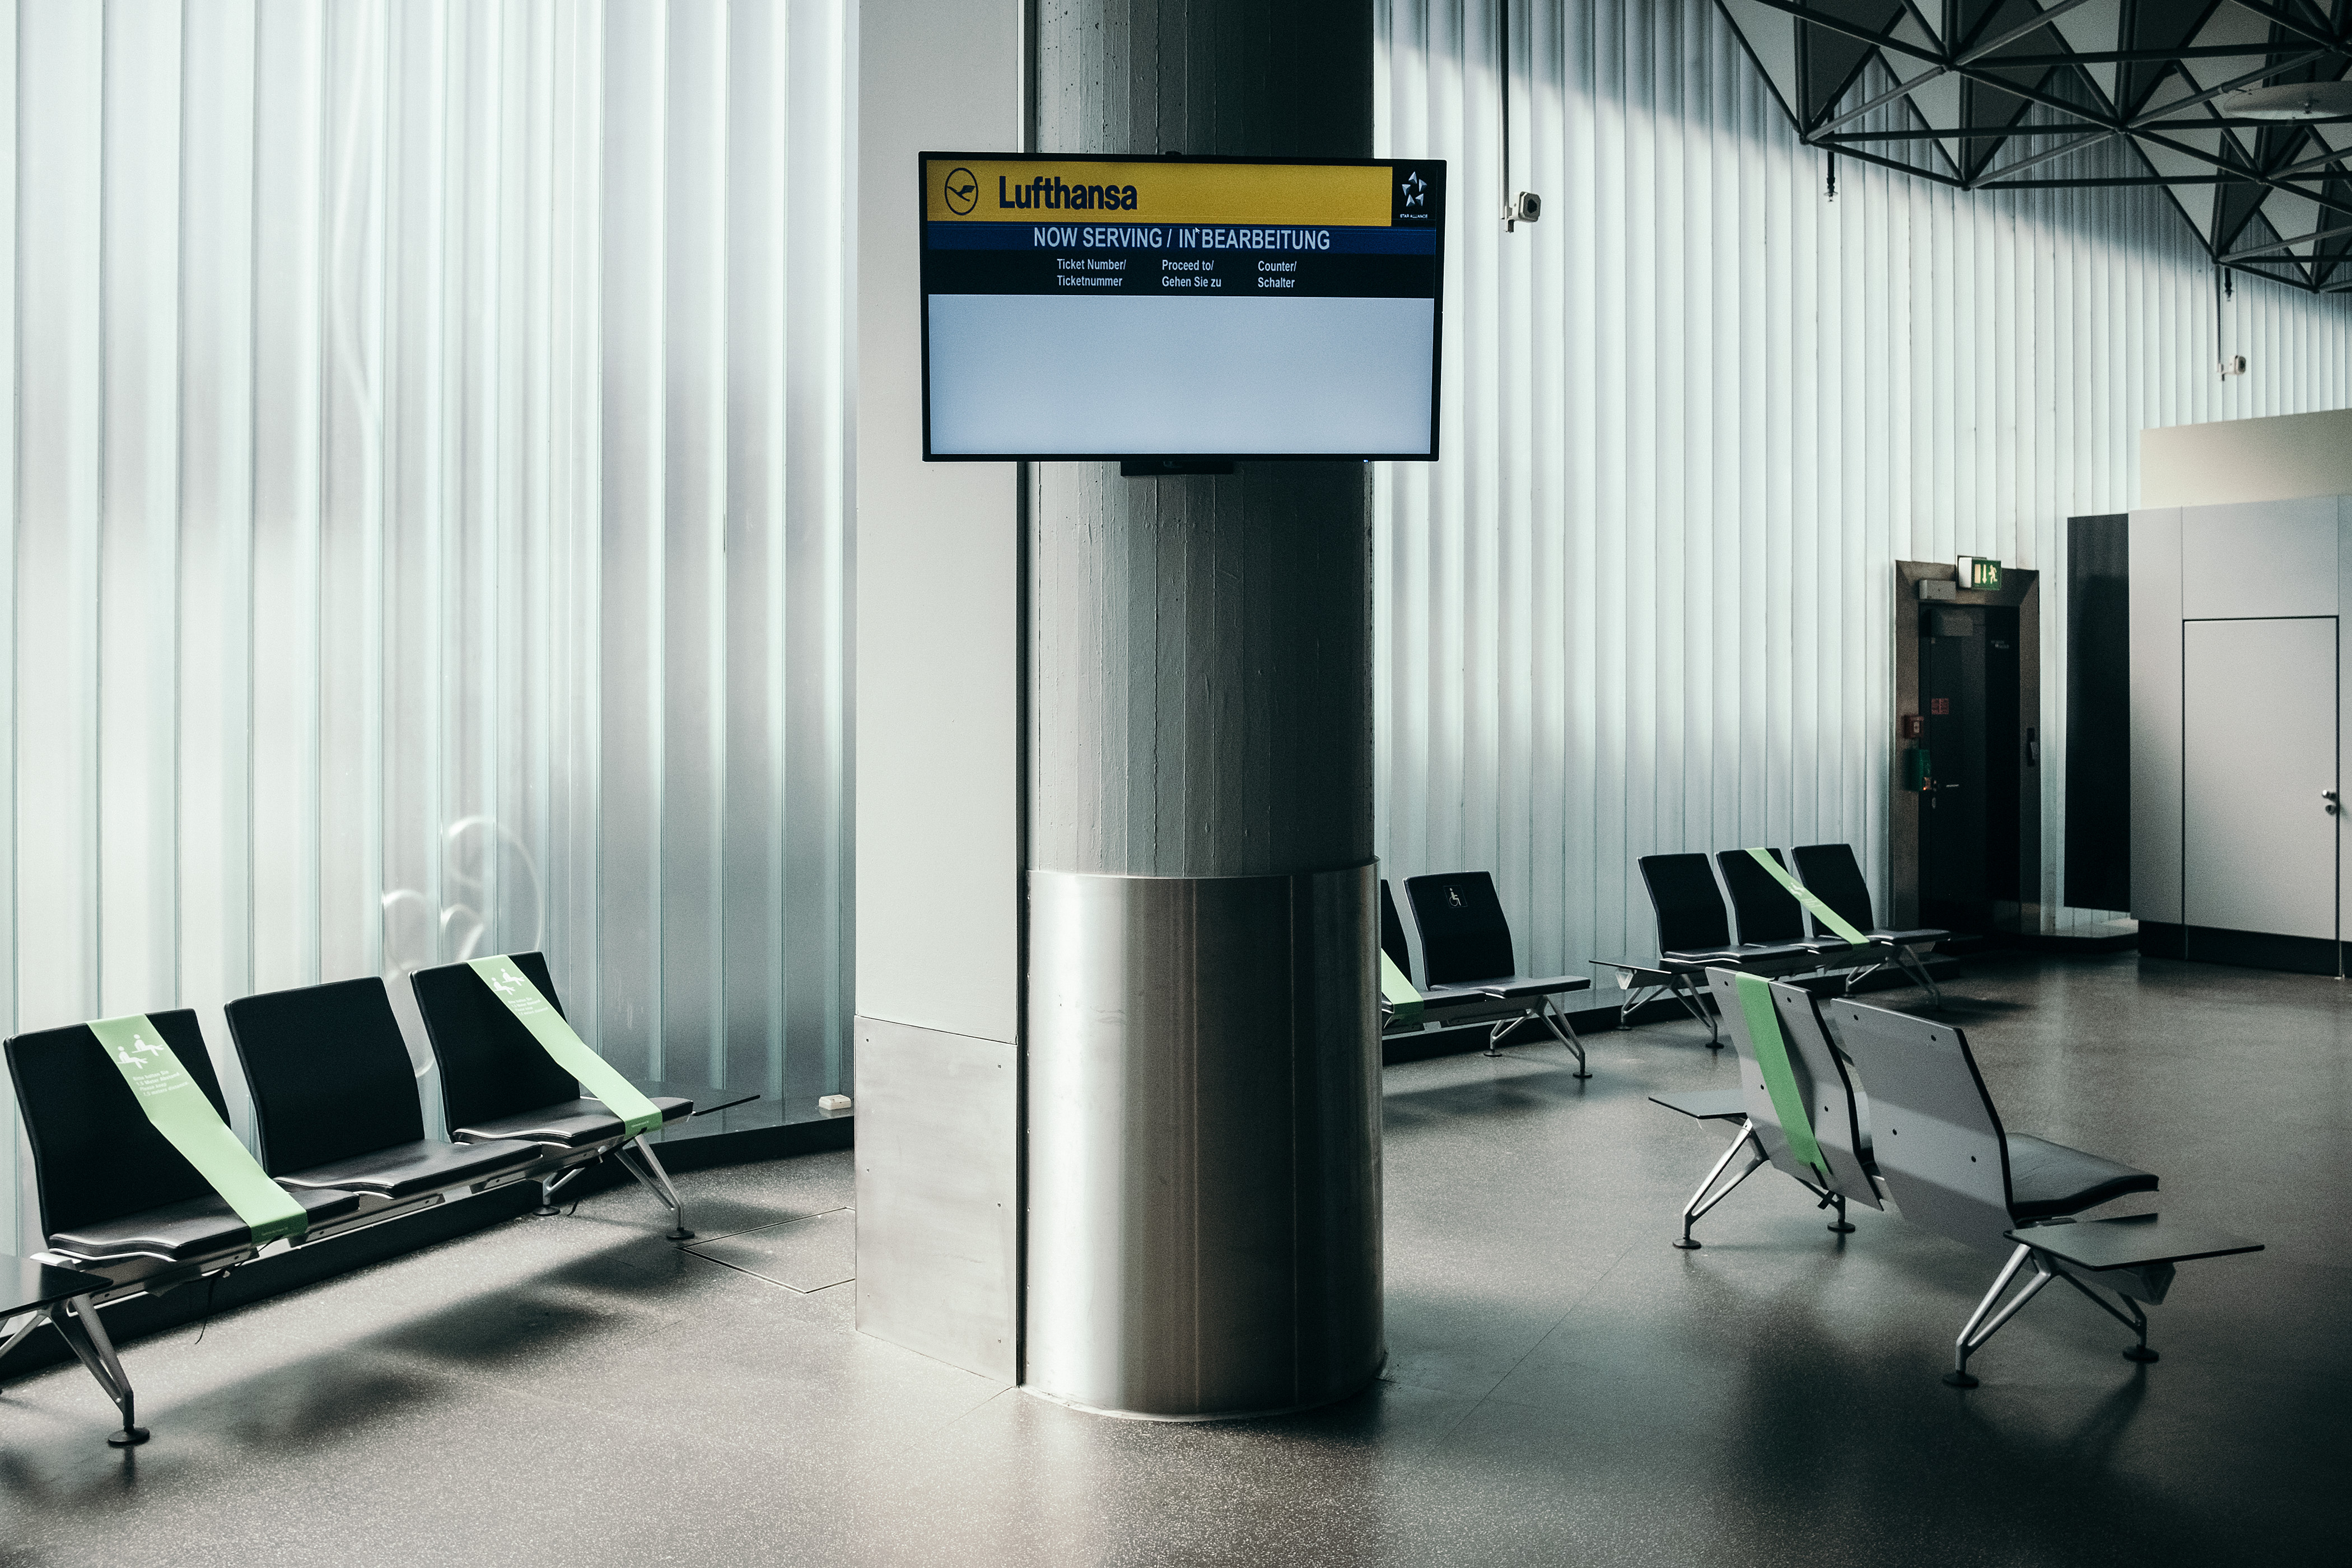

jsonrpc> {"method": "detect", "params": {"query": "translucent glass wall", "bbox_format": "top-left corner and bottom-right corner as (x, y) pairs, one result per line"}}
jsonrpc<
(1373, 0), (2352, 976)
(2, 0), (852, 1249)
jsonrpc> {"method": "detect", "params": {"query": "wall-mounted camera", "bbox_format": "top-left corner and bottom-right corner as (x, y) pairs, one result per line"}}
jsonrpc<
(2217, 353), (2248, 380)
(1503, 191), (1541, 231)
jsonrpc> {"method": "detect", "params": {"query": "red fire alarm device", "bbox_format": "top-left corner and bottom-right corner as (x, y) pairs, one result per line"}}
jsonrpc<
(1900, 714), (1925, 740)
(1930, 697), (1951, 716)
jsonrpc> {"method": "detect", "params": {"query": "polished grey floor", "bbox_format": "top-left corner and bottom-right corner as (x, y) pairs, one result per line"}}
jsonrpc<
(2, 953), (2339, 1565)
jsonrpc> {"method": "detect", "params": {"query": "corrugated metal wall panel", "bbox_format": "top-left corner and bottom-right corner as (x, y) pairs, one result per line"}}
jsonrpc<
(1373, 1), (2352, 978)
(2, 0), (852, 1248)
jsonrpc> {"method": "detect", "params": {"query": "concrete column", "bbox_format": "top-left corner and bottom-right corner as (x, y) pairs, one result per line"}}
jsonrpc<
(1022, 0), (1383, 1419)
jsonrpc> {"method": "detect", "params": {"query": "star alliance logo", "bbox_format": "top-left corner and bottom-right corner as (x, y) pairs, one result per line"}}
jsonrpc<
(1399, 170), (1427, 211)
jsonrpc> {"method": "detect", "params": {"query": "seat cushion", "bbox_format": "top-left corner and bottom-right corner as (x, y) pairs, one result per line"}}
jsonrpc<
(1870, 927), (1948, 946)
(455, 1095), (692, 1149)
(455, 1098), (625, 1149)
(1733, 941), (1823, 962)
(49, 1185), (364, 1264)
(276, 1138), (542, 1201)
(1660, 948), (1745, 970)
(2005, 1133), (2158, 1221)
(1468, 973), (1593, 1001)
(1649, 1088), (1747, 1122)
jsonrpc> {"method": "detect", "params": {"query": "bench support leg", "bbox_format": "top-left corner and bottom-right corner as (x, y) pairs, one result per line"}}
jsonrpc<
(1674, 1121), (1764, 1250)
(0, 1306), (47, 1371)
(2046, 1258), (2160, 1365)
(1529, 996), (1588, 1078)
(1947, 1243), (2055, 1388)
(1667, 973), (1721, 1047)
(615, 1136), (694, 1240)
(1824, 1190), (1855, 1234)
(54, 1296), (146, 1446)
(1892, 945), (1943, 1007)
(534, 1165), (587, 1217)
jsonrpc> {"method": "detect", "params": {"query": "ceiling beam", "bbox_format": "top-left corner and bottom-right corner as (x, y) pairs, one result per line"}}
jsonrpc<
(2222, 0), (2344, 53)
(2225, 220), (2352, 259)
(2130, 126), (2352, 218)
(1956, 0), (2104, 67)
(1816, 125), (2112, 143)
(1989, 45), (2350, 66)
(1733, 0), (1943, 67)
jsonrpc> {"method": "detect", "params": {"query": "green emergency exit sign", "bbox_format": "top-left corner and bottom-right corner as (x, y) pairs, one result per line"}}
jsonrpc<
(1961, 556), (2003, 590)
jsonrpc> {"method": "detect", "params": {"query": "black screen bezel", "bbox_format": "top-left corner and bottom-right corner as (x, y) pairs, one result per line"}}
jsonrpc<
(918, 151), (1446, 464)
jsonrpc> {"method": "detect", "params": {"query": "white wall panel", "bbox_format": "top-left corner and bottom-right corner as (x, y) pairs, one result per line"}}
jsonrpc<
(2, 0), (852, 1244)
(1374, 1), (2352, 976)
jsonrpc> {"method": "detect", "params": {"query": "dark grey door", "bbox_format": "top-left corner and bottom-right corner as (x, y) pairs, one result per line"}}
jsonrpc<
(1920, 604), (2022, 932)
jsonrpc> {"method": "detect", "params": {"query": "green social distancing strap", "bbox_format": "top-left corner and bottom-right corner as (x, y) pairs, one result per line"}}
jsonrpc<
(1379, 952), (1423, 1021)
(1742, 846), (1870, 946)
(1731, 975), (1828, 1181)
(468, 955), (665, 1137)
(87, 1014), (310, 1247)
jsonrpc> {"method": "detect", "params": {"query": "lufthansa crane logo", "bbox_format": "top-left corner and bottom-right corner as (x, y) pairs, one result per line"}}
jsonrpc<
(944, 166), (979, 215)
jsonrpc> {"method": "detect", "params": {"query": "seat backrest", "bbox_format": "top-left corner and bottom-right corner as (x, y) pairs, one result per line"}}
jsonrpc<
(1822, 997), (2014, 1254)
(223, 978), (426, 1173)
(1637, 854), (1732, 954)
(1403, 872), (1515, 985)
(1704, 968), (1828, 1187)
(1378, 881), (1413, 985)
(1791, 843), (1877, 940)
(1762, 977), (1881, 1210)
(409, 951), (579, 1130)
(5, 1010), (236, 1234)
(1716, 848), (1805, 944)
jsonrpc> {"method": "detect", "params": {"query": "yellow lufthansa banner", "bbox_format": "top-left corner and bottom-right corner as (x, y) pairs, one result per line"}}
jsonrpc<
(926, 158), (1393, 226)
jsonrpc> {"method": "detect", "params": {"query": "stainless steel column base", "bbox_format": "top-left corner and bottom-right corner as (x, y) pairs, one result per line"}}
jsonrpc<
(1019, 1356), (1387, 1424)
(1024, 864), (1383, 1420)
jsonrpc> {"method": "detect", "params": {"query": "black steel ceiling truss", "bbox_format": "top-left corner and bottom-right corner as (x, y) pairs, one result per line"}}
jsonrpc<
(1715, 0), (2352, 291)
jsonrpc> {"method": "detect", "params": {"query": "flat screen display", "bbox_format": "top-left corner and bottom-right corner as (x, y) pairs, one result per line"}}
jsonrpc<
(920, 153), (1446, 461)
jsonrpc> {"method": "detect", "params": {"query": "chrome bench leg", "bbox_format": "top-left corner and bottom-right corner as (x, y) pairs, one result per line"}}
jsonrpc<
(615, 1136), (694, 1240)
(1538, 997), (1589, 1079)
(1674, 1121), (1764, 1250)
(55, 1296), (146, 1446)
(1947, 1243), (2054, 1388)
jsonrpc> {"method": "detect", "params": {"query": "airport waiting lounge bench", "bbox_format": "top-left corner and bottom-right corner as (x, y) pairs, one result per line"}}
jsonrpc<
(1597, 853), (1833, 1047)
(411, 951), (695, 1237)
(3, 963), (699, 1444)
(1602, 847), (1942, 1043)
(2, 1010), (374, 1444)
(1790, 842), (1945, 1003)
(223, 979), (547, 1207)
(1650, 969), (1884, 1250)
(1382, 872), (1591, 1077)
(1827, 996), (2262, 1387)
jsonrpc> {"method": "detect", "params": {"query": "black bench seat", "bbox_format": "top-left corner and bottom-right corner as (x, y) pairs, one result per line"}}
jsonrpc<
(224, 979), (543, 1207)
(411, 952), (697, 1238)
(269, 1138), (542, 1202)
(48, 1186), (363, 1265)
(451, 1094), (693, 1150)
(2003, 1134), (2158, 1221)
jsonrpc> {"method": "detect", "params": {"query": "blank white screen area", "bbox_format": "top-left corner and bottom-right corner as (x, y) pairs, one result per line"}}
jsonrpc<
(927, 294), (1435, 456)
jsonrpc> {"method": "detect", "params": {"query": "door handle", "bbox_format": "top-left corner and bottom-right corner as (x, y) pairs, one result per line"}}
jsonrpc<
(2326, 791), (2340, 815)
